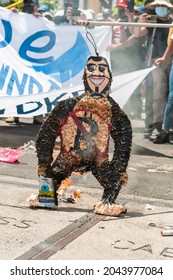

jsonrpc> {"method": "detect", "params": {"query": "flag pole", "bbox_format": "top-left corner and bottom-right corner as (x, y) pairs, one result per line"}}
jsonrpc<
(6, 0), (23, 9)
(73, 18), (173, 29)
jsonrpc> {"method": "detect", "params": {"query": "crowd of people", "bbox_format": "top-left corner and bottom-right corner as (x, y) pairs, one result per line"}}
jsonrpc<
(98, 0), (173, 146)
(1, 0), (173, 146)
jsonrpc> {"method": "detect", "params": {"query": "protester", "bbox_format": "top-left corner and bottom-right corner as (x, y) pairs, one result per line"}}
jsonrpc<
(54, 0), (93, 25)
(153, 30), (173, 144)
(22, 0), (41, 16)
(37, 5), (50, 14)
(133, 0), (155, 133)
(10, 0), (41, 16)
(134, 0), (155, 14)
(95, 8), (113, 22)
(42, 11), (54, 21)
(134, 0), (173, 141)
(102, 8), (113, 20)
(87, 9), (96, 20)
(106, 0), (146, 119)
(107, 0), (136, 75)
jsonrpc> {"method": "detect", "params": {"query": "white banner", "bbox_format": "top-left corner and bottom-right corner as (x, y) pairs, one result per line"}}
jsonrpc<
(0, 7), (111, 95)
(0, 67), (154, 117)
(0, 7), (154, 117)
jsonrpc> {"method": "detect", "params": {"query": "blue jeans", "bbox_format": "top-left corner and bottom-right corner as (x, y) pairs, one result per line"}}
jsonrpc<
(163, 62), (173, 132)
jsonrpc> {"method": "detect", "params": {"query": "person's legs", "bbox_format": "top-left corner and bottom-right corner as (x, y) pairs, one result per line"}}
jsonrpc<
(152, 65), (168, 125)
(150, 64), (169, 141)
(163, 64), (173, 132)
(144, 75), (153, 131)
(153, 64), (173, 144)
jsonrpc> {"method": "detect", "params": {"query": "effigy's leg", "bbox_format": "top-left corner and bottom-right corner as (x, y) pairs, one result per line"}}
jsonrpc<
(51, 156), (74, 205)
(101, 181), (122, 204)
(92, 162), (127, 216)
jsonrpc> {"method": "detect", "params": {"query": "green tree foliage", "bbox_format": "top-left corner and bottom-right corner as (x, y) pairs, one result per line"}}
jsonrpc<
(39, 0), (59, 10)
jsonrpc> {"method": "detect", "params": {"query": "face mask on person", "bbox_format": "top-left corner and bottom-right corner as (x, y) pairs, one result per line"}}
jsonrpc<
(155, 6), (168, 17)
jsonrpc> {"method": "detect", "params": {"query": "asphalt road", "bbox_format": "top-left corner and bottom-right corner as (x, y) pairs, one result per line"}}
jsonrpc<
(0, 118), (173, 202)
(1, 118), (173, 261)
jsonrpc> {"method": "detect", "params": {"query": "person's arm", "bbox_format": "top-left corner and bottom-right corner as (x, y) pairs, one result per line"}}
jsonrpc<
(133, 13), (149, 38)
(10, 7), (18, 13)
(125, 9), (134, 35)
(33, 12), (42, 18)
(54, 15), (69, 25)
(10, 6), (42, 18)
(54, 7), (72, 25)
(107, 34), (138, 51)
(155, 37), (173, 65)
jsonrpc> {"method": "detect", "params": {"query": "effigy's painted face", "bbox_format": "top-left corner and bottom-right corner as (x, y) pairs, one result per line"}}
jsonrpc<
(85, 58), (111, 94)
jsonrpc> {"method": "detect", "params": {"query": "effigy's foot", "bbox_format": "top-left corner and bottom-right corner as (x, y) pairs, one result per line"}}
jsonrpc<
(28, 194), (39, 208)
(94, 202), (127, 217)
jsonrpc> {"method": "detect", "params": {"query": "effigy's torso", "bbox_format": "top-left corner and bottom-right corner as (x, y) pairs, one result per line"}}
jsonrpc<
(59, 94), (112, 163)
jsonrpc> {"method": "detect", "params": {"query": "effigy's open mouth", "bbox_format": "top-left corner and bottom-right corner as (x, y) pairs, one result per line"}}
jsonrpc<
(90, 76), (105, 86)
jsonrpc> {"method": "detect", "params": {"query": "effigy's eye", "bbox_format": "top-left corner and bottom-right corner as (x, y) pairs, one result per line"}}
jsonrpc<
(99, 66), (106, 72)
(87, 64), (95, 72)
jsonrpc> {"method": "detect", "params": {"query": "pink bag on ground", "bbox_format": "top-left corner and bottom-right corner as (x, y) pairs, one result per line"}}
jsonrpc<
(0, 146), (26, 163)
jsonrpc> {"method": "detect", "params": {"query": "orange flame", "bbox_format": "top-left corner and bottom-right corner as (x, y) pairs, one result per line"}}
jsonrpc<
(61, 178), (71, 187)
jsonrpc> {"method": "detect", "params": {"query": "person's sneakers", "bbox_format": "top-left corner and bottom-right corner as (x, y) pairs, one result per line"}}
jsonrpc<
(143, 124), (153, 139)
(153, 131), (169, 144)
(149, 128), (162, 142)
(168, 131), (173, 144)
(5, 117), (19, 124)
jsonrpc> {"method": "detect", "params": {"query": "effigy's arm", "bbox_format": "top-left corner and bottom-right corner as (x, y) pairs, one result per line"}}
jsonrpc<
(94, 98), (132, 216)
(36, 98), (77, 176)
(109, 97), (132, 177)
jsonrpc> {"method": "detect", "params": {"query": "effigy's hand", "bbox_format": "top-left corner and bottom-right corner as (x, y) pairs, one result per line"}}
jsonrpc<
(120, 172), (128, 186)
